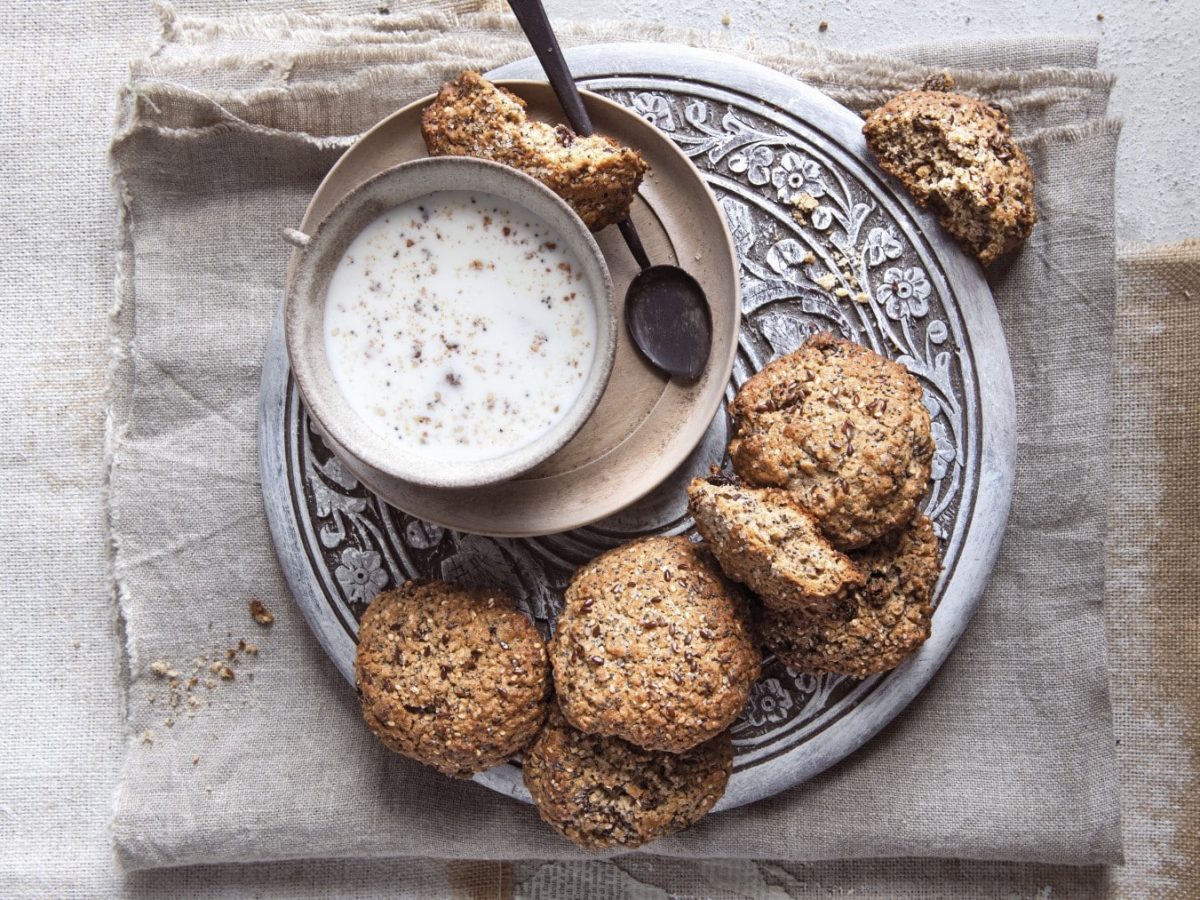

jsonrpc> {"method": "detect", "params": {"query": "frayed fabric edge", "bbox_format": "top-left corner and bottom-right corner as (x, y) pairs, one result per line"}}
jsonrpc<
(105, 80), (142, 865)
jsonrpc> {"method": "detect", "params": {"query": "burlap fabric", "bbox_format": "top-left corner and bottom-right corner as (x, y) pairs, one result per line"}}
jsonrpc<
(104, 4), (1126, 874)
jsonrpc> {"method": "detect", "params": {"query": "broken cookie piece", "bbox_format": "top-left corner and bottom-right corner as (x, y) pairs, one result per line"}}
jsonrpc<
(688, 478), (866, 615)
(862, 73), (1036, 265)
(421, 71), (648, 231)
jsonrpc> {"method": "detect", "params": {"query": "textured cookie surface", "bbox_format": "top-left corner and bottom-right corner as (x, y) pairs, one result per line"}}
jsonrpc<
(688, 477), (866, 614)
(523, 705), (732, 850)
(550, 536), (760, 753)
(863, 79), (1036, 265)
(762, 514), (939, 677)
(355, 582), (550, 777)
(421, 71), (647, 231)
(729, 332), (934, 550)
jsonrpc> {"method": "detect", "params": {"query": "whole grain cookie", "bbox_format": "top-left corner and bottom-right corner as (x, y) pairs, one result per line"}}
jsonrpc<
(687, 477), (866, 614)
(421, 71), (647, 231)
(761, 514), (939, 677)
(523, 705), (732, 850)
(729, 332), (934, 550)
(355, 581), (550, 777)
(863, 73), (1036, 265)
(550, 536), (760, 754)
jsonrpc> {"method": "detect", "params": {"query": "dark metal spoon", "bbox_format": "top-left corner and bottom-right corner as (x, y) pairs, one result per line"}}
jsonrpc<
(507, 0), (713, 382)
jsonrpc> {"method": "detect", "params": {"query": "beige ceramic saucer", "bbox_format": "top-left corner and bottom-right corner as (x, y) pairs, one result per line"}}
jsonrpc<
(287, 81), (739, 537)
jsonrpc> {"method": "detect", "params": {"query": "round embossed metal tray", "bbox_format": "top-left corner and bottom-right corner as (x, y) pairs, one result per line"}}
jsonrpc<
(259, 45), (1016, 811)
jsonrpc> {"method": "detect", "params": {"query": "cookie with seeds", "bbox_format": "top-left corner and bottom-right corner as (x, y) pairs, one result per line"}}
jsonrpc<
(355, 581), (550, 777)
(729, 332), (934, 550)
(550, 535), (760, 754)
(863, 73), (1036, 265)
(523, 705), (732, 850)
(761, 514), (939, 677)
(421, 71), (648, 231)
(688, 477), (866, 614)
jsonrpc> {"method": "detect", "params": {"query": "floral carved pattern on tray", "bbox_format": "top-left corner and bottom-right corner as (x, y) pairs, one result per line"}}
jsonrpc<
(280, 78), (980, 772)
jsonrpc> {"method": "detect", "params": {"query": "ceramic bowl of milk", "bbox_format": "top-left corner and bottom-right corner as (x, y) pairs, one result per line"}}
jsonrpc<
(285, 157), (616, 489)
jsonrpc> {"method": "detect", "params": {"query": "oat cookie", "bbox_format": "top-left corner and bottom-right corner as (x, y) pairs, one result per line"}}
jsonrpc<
(355, 581), (550, 777)
(687, 477), (866, 614)
(550, 536), (760, 753)
(421, 71), (648, 231)
(523, 705), (732, 850)
(729, 332), (934, 550)
(761, 514), (939, 677)
(863, 74), (1036, 265)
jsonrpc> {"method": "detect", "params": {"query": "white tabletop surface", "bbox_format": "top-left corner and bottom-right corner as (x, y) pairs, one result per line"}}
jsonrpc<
(0, 1), (1193, 897)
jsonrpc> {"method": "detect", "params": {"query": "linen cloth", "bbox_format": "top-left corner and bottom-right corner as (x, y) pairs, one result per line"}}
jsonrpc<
(106, 6), (1126, 871)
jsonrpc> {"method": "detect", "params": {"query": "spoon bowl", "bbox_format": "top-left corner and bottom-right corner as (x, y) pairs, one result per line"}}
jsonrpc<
(625, 265), (713, 382)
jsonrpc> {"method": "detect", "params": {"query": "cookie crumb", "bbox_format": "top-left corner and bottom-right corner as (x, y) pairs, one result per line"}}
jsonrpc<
(815, 273), (838, 291)
(720, 12), (731, 26)
(1096, 12), (1104, 21)
(818, 20), (829, 32)
(139, 729), (154, 745)
(149, 659), (171, 678)
(791, 192), (820, 215)
(192, 755), (200, 766)
(243, 643), (259, 655)
(217, 665), (235, 681)
(921, 72), (955, 93)
(164, 717), (175, 729)
(854, 292), (870, 305)
(249, 599), (274, 626)
(834, 287), (850, 299)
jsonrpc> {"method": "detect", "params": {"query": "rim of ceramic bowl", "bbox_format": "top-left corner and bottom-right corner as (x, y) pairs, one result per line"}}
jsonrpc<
(284, 156), (617, 489)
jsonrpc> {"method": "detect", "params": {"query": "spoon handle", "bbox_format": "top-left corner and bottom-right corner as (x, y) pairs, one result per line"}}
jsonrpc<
(506, 0), (653, 271)
(506, 0), (594, 136)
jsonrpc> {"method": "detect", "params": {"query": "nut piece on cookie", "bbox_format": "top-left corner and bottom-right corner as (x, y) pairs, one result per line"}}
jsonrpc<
(761, 514), (939, 678)
(728, 332), (934, 550)
(421, 71), (648, 231)
(862, 74), (1036, 265)
(688, 477), (866, 615)
(355, 582), (550, 777)
(550, 536), (760, 754)
(524, 705), (732, 850)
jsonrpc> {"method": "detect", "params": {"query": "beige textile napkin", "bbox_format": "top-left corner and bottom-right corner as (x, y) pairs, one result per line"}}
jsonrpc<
(108, 7), (1123, 870)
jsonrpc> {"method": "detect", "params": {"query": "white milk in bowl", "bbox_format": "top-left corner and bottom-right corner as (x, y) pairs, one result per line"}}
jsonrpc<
(323, 191), (598, 464)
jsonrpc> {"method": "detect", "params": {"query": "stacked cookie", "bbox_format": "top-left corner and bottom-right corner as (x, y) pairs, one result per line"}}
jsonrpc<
(690, 332), (941, 678)
(530, 536), (758, 848)
(352, 333), (941, 851)
(353, 537), (758, 850)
